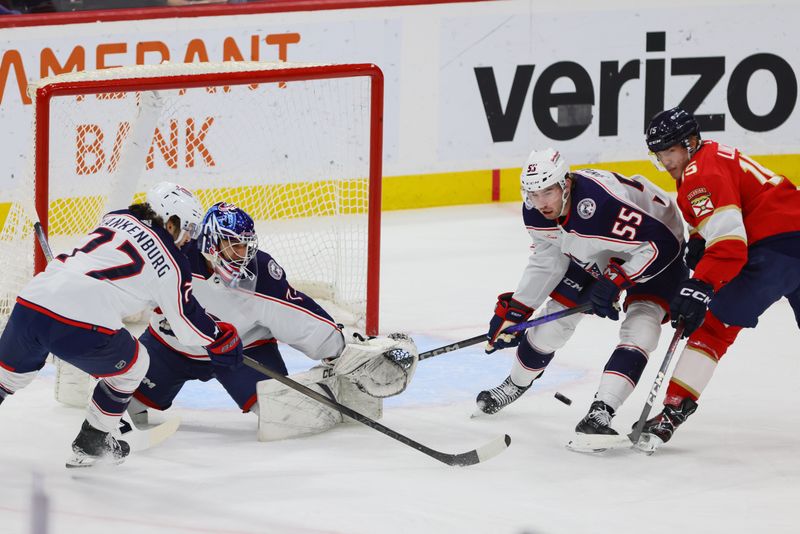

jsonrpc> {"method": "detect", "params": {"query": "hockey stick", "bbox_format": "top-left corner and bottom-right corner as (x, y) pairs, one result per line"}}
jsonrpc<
(418, 302), (592, 361)
(243, 356), (511, 467)
(628, 324), (685, 444)
(34, 222), (54, 262)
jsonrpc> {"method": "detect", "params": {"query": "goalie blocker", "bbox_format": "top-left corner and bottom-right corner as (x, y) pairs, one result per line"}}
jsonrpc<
(257, 332), (418, 441)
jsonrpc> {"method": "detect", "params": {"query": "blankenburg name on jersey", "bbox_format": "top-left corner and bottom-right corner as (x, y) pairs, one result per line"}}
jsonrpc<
(102, 215), (172, 278)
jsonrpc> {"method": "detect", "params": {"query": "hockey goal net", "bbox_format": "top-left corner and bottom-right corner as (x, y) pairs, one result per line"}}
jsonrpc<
(0, 61), (383, 336)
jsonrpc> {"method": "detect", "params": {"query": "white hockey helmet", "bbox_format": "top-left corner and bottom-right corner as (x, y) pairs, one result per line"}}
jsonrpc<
(146, 182), (204, 243)
(520, 148), (569, 193)
(520, 148), (571, 216)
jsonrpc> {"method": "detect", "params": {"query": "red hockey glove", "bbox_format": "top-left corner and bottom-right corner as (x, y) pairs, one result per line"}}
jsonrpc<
(206, 321), (244, 367)
(486, 292), (534, 354)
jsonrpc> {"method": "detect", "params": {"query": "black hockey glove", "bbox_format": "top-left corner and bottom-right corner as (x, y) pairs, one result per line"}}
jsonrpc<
(206, 321), (244, 367)
(670, 278), (713, 338)
(589, 262), (634, 321)
(485, 292), (534, 354)
(685, 237), (706, 271)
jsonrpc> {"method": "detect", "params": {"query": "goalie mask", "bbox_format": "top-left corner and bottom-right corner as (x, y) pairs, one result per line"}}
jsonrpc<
(146, 182), (204, 244)
(199, 202), (259, 291)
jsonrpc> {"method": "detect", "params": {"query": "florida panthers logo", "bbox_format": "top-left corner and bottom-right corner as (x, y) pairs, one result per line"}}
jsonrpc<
(690, 194), (714, 217)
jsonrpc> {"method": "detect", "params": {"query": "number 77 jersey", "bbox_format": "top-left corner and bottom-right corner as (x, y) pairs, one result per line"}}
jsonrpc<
(515, 169), (685, 310)
(19, 209), (218, 347)
(676, 140), (800, 291)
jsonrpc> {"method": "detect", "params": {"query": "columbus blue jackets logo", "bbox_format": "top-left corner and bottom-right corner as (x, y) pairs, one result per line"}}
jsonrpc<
(577, 198), (596, 219)
(268, 259), (284, 280)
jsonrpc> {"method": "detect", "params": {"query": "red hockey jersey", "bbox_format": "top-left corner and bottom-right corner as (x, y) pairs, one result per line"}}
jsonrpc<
(677, 140), (800, 291)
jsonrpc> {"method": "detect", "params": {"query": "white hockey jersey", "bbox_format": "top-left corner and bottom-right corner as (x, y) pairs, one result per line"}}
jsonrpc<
(514, 169), (685, 309)
(146, 242), (344, 362)
(20, 210), (217, 346)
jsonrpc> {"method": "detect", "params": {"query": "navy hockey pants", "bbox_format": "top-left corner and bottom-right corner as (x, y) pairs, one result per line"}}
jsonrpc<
(709, 233), (800, 329)
(133, 327), (288, 413)
(0, 298), (139, 376)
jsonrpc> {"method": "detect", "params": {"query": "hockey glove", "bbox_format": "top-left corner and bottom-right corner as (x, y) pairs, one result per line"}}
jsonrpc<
(206, 321), (244, 367)
(670, 278), (713, 338)
(486, 292), (534, 354)
(685, 237), (706, 271)
(589, 261), (634, 321)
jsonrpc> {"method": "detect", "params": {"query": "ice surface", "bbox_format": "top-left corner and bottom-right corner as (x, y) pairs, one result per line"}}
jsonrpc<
(2, 203), (798, 534)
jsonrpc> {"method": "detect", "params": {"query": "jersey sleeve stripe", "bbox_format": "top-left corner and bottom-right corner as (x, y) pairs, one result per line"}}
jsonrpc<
(706, 234), (748, 248)
(695, 207), (748, 245)
(147, 325), (209, 360)
(250, 292), (339, 328)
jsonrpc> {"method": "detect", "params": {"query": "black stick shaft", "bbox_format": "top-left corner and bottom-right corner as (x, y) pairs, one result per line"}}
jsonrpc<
(243, 356), (499, 466)
(33, 222), (54, 262)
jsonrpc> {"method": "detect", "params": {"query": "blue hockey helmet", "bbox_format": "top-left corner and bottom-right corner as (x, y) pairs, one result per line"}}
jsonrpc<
(199, 202), (259, 290)
(646, 106), (700, 153)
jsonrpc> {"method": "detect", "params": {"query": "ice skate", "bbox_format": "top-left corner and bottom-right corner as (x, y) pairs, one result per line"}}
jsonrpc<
(568, 401), (630, 453)
(474, 376), (530, 416)
(66, 420), (131, 468)
(633, 398), (697, 455)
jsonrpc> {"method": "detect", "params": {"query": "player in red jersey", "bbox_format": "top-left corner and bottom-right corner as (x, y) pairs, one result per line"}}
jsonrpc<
(636, 106), (800, 452)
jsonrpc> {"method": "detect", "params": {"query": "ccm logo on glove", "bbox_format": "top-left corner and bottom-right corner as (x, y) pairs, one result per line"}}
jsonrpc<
(678, 287), (711, 304)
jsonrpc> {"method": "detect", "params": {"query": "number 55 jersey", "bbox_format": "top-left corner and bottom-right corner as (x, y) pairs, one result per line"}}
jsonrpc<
(515, 169), (686, 309)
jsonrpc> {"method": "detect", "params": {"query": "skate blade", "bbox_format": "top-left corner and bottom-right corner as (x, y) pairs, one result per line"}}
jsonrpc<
(632, 433), (663, 455)
(65, 452), (126, 469)
(566, 433), (632, 453)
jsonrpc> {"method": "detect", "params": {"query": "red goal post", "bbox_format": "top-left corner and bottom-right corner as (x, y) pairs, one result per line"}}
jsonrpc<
(16, 61), (382, 334)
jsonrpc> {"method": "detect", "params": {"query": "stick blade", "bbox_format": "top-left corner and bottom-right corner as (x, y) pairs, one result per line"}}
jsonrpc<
(566, 433), (632, 454)
(440, 434), (511, 467)
(119, 414), (181, 452)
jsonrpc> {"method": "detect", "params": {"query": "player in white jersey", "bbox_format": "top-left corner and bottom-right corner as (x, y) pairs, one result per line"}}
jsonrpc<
(477, 148), (687, 451)
(128, 202), (418, 441)
(0, 183), (244, 467)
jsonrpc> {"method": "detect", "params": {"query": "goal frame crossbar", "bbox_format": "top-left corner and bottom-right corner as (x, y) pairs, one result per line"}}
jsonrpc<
(31, 62), (384, 334)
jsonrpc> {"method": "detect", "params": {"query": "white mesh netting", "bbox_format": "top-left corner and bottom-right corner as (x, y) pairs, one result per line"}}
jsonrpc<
(0, 62), (381, 334)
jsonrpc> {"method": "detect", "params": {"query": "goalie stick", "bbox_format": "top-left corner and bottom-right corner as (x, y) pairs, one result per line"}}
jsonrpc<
(418, 302), (593, 361)
(34, 221), (182, 452)
(243, 356), (511, 467)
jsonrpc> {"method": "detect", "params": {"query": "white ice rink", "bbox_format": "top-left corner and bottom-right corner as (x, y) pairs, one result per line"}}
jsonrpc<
(2, 203), (799, 534)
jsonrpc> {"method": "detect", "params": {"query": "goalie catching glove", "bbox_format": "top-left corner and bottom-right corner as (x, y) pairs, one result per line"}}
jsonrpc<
(332, 332), (419, 398)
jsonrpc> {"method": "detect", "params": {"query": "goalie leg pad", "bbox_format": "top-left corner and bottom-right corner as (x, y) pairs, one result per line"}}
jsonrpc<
(332, 333), (419, 398)
(256, 366), (343, 442)
(337, 377), (382, 422)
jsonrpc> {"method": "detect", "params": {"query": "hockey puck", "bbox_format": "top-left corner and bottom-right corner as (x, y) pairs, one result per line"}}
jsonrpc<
(554, 392), (572, 405)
